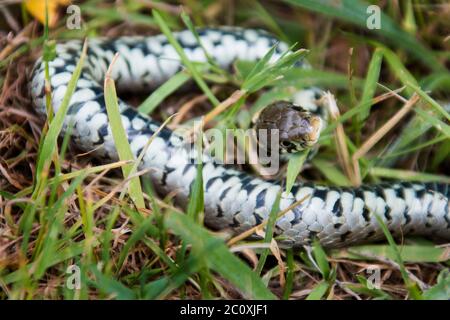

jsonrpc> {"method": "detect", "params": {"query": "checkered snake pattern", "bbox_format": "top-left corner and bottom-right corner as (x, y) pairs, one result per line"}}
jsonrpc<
(30, 27), (450, 247)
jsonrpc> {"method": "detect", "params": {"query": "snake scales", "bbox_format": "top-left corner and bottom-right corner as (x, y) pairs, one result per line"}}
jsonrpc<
(30, 27), (450, 248)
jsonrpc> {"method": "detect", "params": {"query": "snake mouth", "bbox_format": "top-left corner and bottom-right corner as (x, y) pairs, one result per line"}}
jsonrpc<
(304, 115), (322, 146)
(279, 115), (323, 152)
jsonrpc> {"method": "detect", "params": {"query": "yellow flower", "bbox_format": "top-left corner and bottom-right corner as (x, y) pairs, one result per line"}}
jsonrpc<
(24, 0), (71, 27)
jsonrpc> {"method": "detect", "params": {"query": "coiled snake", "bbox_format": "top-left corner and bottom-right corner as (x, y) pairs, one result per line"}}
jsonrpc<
(30, 27), (450, 247)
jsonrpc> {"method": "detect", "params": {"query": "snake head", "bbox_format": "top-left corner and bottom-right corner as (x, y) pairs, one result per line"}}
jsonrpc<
(255, 101), (323, 153)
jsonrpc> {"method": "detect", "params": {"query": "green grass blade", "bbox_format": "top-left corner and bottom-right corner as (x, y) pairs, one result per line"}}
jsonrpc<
(244, 45), (277, 84)
(420, 72), (450, 91)
(180, 11), (222, 72)
(34, 40), (88, 188)
(165, 211), (276, 299)
(380, 46), (418, 96)
(152, 10), (220, 106)
(370, 167), (450, 184)
(3, 240), (97, 285)
(407, 83), (450, 122)
(414, 108), (450, 139)
(243, 48), (308, 93)
(138, 71), (191, 114)
(117, 215), (156, 269)
(312, 159), (352, 187)
(19, 40), (88, 252)
(423, 270), (450, 300)
(373, 213), (423, 299)
(358, 48), (383, 121)
(306, 281), (329, 300)
(142, 241), (215, 299)
(285, 150), (309, 194)
(280, 68), (365, 89)
(282, 249), (295, 299)
(284, 0), (443, 71)
(255, 192), (282, 275)
(331, 244), (450, 263)
(104, 63), (145, 209)
(186, 128), (204, 223)
(349, 276), (392, 299)
(33, 173), (87, 279)
(90, 267), (136, 299)
(312, 239), (330, 280)
(250, 0), (290, 43)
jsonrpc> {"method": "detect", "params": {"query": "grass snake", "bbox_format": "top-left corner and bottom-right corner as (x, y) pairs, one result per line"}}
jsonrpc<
(30, 27), (450, 247)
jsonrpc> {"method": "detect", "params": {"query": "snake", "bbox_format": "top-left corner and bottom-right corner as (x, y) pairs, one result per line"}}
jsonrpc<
(29, 27), (450, 248)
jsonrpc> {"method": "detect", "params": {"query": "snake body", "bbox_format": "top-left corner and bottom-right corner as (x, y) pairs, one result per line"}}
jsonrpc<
(30, 28), (450, 247)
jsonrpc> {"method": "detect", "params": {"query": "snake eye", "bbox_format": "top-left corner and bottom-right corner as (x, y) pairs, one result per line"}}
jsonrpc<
(281, 141), (293, 149)
(291, 105), (306, 112)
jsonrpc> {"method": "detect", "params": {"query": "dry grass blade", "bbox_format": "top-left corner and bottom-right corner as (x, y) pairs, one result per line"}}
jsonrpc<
(0, 23), (34, 60)
(323, 92), (356, 185)
(184, 89), (246, 138)
(352, 93), (420, 183)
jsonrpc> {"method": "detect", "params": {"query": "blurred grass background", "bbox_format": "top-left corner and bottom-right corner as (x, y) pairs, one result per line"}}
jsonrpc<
(0, 0), (449, 300)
